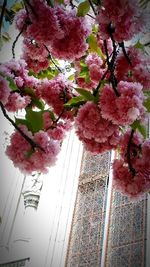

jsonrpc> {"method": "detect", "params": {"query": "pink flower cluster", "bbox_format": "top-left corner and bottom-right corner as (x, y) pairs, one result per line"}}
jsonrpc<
(5, 93), (31, 112)
(6, 125), (60, 174)
(42, 111), (72, 141)
(100, 81), (145, 126)
(75, 102), (120, 154)
(50, 6), (91, 60)
(86, 53), (106, 83)
(16, 2), (91, 61)
(116, 46), (150, 90)
(113, 131), (150, 199)
(0, 76), (10, 105)
(0, 59), (39, 112)
(22, 39), (49, 73)
(75, 53), (106, 90)
(39, 74), (73, 119)
(97, 0), (147, 42)
(47, 121), (72, 141)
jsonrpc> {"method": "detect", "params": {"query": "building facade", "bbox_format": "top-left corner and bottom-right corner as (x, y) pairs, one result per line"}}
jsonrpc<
(0, 119), (150, 266)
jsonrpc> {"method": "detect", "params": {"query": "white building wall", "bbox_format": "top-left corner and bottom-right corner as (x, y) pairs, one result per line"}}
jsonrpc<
(0, 116), (83, 266)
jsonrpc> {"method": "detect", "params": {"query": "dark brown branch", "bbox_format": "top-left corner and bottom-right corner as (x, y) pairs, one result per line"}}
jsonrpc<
(46, 0), (54, 7)
(127, 129), (136, 177)
(87, 0), (97, 16)
(54, 109), (65, 123)
(0, 101), (45, 152)
(119, 42), (132, 65)
(93, 68), (109, 96)
(12, 24), (26, 59)
(70, 1), (95, 19)
(0, 0), (7, 36)
(23, 0), (38, 18)
(104, 38), (120, 97)
(44, 45), (63, 73)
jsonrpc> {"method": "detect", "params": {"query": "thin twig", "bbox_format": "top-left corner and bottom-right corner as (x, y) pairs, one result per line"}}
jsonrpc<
(93, 68), (108, 96)
(87, 0), (97, 16)
(12, 24), (26, 59)
(23, 0), (38, 18)
(46, 0), (54, 7)
(104, 38), (120, 97)
(0, 101), (45, 152)
(70, 1), (95, 19)
(44, 45), (63, 73)
(0, 0), (7, 37)
(119, 42), (132, 65)
(54, 109), (65, 123)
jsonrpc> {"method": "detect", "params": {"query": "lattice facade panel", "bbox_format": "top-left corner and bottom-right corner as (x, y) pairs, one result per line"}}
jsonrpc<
(65, 151), (110, 267)
(105, 191), (147, 267)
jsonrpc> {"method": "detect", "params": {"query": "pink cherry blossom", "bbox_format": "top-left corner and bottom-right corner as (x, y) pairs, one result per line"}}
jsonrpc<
(6, 125), (60, 174)
(119, 130), (143, 163)
(0, 59), (28, 81)
(47, 121), (70, 141)
(75, 102), (120, 154)
(113, 159), (146, 200)
(116, 46), (150, 90)
(39, 74), (74, 119)
(50, 6), (92, 60)
(22, 38), (50, 73)
(27, 0), (64, 45)
(5, 93), (31, 112)
(43, 111), (53, 130)
(97, 0), (148, 42)
(15, 9), (29, 35)
(86, 53), (106, 83)
(0, 76), (10, 105)
(100, 81), (145, 125)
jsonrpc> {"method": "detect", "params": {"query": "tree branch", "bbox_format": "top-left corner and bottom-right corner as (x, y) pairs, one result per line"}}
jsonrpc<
(23, 0), (38, 18)
(119, 41), (132, 65)
(12, 24), (26, 59)
(44, 45), (63, 73)
(87, 0), (97, 16)
(0, 0), (7, 37)
(0, 101), (45, 152)
(93, 68), (108, 96)
(104, 38), (120, 97)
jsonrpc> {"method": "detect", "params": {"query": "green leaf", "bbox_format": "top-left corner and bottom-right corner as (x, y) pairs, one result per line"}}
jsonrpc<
(144, 97), (150, 112)
(15, 117), (31, 129)
(87, 34), (105, 59)
(68, 74), (75, 81)
(80, 61), (88, 68)
(75, 88), (97, 102)
(23, 87), (45, 110)
(2, 32), (11, 42)
(44, 110), (56, 121)
(25, 109), (44, 133)
(78, 67), (89, 78)
(134, 41), (145, 51)
(139, 0), (150, 9)
(25, 149), (34, 159)
(33, 98), (45, 110)
(64, 96), (85, 107)
(11, 2), (24, 13)
(6, 77), (18, 91)
(144, 90), (150, 97)
(131, 120), (147, 139)
(77, 0), (90, 17)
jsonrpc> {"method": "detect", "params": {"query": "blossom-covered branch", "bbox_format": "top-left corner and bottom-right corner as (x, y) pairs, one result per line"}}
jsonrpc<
(0, 0), (150, 199)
